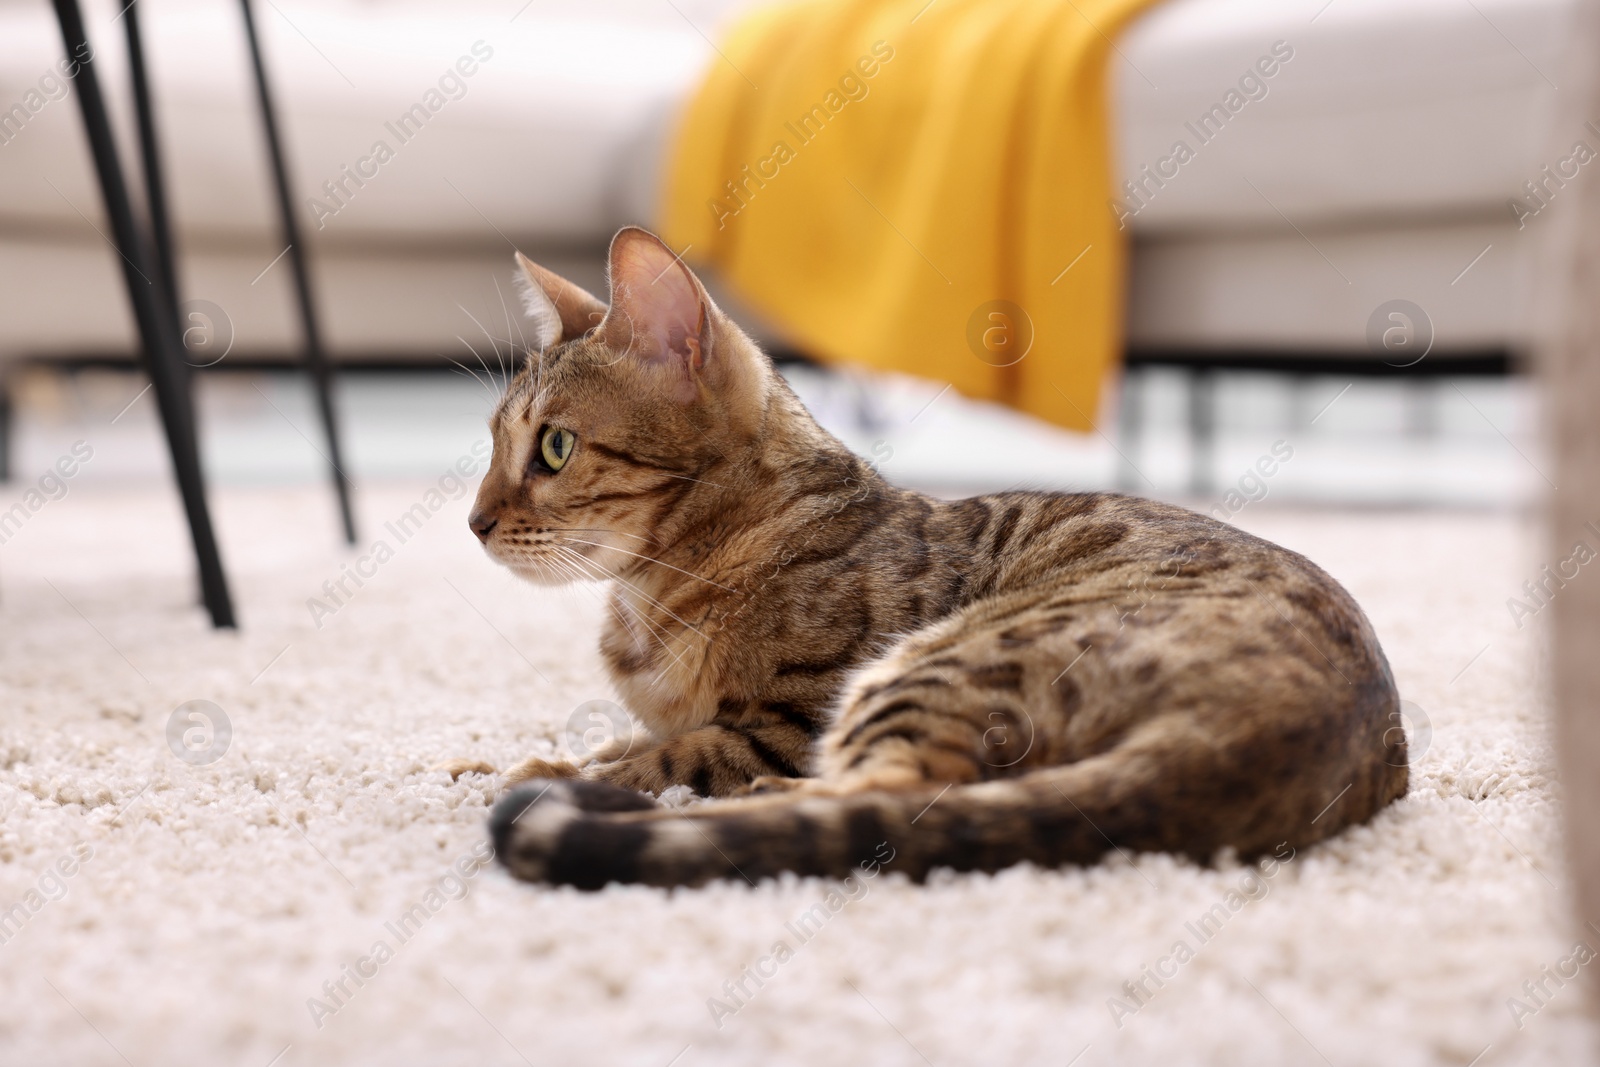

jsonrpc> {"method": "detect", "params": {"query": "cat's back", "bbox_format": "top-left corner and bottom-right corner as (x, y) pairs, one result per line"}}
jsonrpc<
(922, 489), (1387, 684)
(926, 489), (1326, 595)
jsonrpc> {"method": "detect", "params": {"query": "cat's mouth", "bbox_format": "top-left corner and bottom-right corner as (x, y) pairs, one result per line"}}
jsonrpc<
(490, 546), (574, 587)
(487, 537), (601, 587)
(481, 524), (641, 587)
(507, 559), (572, 586)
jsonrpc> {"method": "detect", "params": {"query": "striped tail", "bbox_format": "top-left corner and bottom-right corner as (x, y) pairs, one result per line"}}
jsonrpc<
(489, 739), (1408, 889)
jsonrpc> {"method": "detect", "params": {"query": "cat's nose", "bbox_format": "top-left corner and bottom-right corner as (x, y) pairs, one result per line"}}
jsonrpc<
(469, 510), (499, 543)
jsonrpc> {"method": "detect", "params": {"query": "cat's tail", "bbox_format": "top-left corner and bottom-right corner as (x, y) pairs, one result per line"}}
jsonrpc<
(488, 731), (1408, 889)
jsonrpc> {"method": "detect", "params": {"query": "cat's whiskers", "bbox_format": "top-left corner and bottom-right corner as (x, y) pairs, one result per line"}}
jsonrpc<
(451, 369), (499, 415)
(605, 590), (695, 683)
(551, 545), (697, 683)
(551, 557), (659, 671)
(554, 544), (710, 642)
(446, 357), (500, 407)
(457, 335), (500, 390)
(563, 550), (685, 644)
(525, 545), (597, 595)
(457, 301), (508, 380)
(509, 533), (700, 675)
(549, 548), (606, 595)
(596, 571), (652, 647)
(492, 274), (530, 372)
(557, 536), (733, 592)
(446, 355), (490, 393)
(541, 526), (660, 546)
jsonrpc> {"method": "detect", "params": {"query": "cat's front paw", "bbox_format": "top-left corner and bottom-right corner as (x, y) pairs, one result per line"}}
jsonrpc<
(734, 775), (813, 797)
(433, 758), (499, 781)
(504, 755), (583, 786)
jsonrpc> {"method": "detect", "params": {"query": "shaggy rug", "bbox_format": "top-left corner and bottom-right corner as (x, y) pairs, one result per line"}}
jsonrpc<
(0, 480), (1593, 1066)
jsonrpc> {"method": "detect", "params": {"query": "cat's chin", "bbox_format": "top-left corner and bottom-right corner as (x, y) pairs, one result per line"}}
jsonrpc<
(478, 544), (572, 586)
(507, 562), (575, 587)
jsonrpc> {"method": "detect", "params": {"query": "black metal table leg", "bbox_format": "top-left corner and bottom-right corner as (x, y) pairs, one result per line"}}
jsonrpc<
(52, 0), (236, 628)
(238, 0), (357, 545)
(123, 0), (179, 328)
(125, 0), (205, 608)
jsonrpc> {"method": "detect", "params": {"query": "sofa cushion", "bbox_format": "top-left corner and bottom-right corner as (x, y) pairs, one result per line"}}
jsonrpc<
(0, 0), (1573, 246)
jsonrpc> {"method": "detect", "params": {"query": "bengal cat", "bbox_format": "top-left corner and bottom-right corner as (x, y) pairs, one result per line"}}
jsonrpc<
(455, 227), (1408, 889)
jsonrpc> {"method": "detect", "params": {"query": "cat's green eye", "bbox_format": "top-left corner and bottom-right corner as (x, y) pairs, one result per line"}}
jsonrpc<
(539, 427), (575, 472)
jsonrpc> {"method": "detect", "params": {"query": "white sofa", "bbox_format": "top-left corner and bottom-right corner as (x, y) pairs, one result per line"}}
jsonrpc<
(0, 0), (1576, 366)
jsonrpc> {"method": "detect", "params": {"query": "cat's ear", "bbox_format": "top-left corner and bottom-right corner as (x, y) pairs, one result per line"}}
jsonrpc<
(601, 227), (715, 403)
(514, 251), (607, 351)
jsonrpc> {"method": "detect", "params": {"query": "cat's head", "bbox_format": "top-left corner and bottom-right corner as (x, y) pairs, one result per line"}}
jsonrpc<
(469, 227), (771, 585)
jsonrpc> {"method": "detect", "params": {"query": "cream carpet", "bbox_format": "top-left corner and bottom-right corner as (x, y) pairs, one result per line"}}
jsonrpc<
(0, 481), (1593, 1066)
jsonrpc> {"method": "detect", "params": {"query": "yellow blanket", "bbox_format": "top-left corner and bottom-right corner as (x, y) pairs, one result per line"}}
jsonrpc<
(659, 0), (1161, 432)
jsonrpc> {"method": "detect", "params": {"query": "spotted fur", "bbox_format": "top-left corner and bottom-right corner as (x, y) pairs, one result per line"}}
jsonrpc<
(465, 228), (1408, 889)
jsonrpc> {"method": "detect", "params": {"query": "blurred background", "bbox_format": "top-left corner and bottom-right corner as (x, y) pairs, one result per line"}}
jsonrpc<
(0, 0), (1562, 515)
